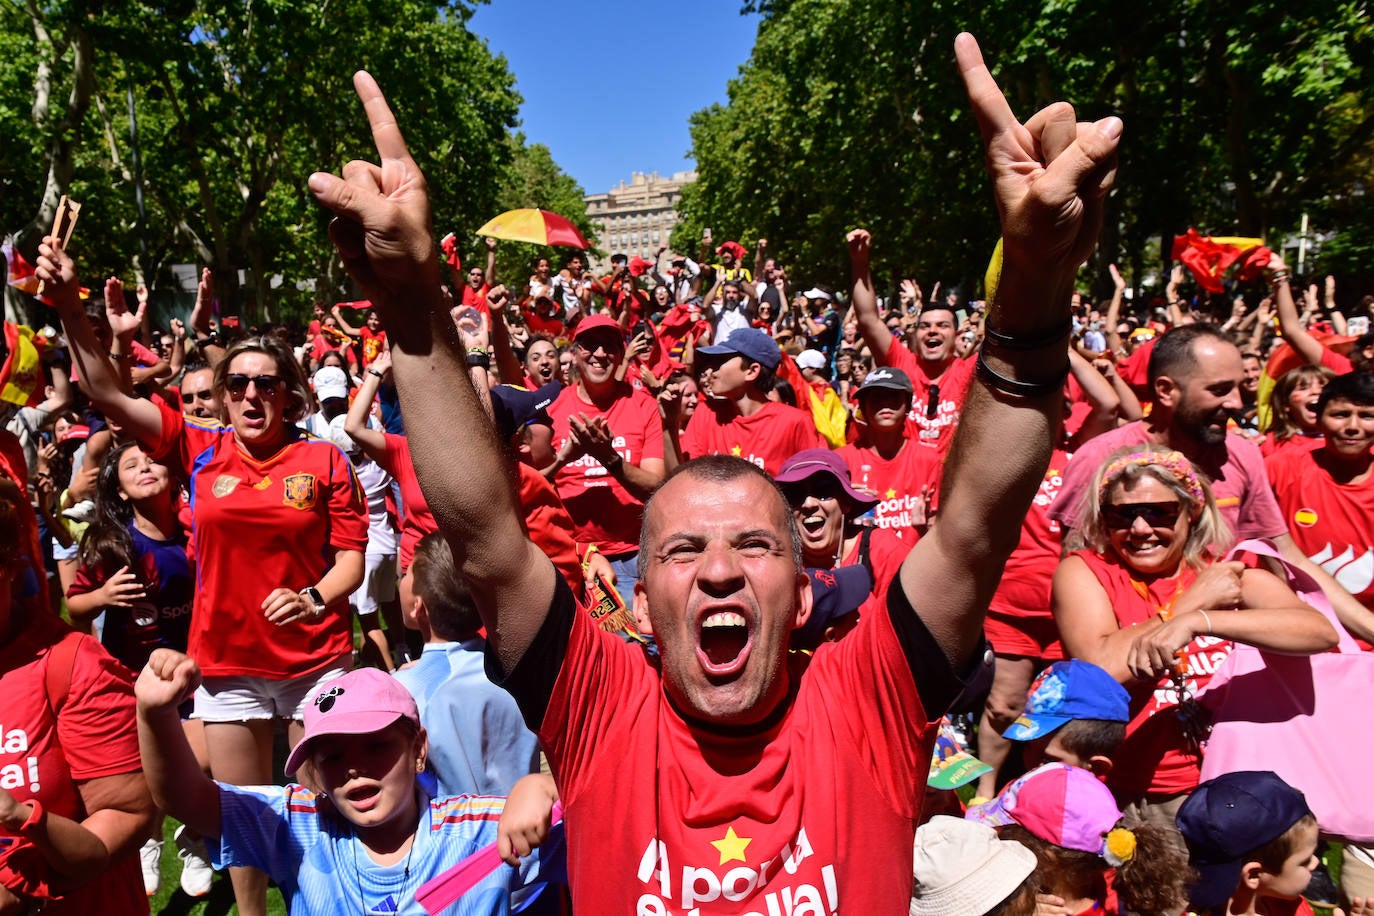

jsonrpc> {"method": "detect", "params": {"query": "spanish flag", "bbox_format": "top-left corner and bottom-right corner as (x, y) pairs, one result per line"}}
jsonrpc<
(1170, 230), (1272, 294)
(0, 323), (47, 407)
(777, 351), (849, 448)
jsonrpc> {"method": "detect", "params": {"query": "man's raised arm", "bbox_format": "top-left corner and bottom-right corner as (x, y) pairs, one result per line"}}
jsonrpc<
(307, 72), (556, 675)
(901, 34), (1122, 668)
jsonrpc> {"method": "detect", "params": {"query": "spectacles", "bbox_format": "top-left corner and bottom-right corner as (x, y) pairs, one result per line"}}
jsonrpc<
(1101, 501), (1184, 530)
(781, 478), (846, 507)
(225, 374), (283, 398)
(926, 383), (941, 420)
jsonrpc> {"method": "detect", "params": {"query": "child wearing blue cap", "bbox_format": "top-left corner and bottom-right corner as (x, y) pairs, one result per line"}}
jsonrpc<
(999, 659), (1131, 781)
(1176, 771), (1353, 916)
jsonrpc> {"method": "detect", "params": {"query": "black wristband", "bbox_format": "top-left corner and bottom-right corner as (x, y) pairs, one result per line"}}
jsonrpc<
(465, 351), (491, 370)
(981, 317), (1073, 351)
(195, 334), (220, 348)
(975, 348), (1070, 398)
(604, 453), (625, 473)
(368, 368), (384, 379)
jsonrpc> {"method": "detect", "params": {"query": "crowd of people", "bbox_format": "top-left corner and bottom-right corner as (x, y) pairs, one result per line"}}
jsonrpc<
(1, 31), (1373, 916)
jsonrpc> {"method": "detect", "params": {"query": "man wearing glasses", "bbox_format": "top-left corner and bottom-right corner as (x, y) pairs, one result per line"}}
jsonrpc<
(848, 228), (976, 454)
(542, 315), (665, 606)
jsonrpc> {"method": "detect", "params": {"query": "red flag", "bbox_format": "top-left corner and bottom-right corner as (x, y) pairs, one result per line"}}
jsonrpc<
(628, 256), (654, 278)
(440, 233), (461, 272)
(3, 242), (39, 295)
(1170, 229), (1271, 294)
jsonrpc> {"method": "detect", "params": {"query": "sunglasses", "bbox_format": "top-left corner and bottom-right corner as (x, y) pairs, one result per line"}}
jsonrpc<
(225, 374), (283, 398)
(1101, 501), (1184, 530)
(781, 478), (846, 507)
(926, 383), (941, 420)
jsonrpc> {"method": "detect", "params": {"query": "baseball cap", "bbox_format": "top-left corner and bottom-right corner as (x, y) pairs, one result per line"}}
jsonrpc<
(1176, 771), (1312, 910)
(312, 366), (349, 402)
(858, 366), (914, 395)
(695, 327), (781, 370)
(58, 423), (90, 446)
(966, 763), (1122, 856)
(774, 448), (878, 512)
(796, 565), (872, 645)
(796, 349), (827, 371)
(284, 667), (421, 777)
(490, 381), (562, 444)
(571, 313), (624, 345)
(910, 816), (1035, 916)
(1003, 660), (1131, 742)
(802, 287), (832, 302)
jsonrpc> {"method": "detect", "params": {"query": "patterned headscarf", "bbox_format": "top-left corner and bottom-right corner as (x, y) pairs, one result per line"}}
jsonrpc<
(1096, 449), (1206, 507)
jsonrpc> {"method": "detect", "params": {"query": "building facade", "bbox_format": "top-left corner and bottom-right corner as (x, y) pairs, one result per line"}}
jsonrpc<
(584, 170), (696, 271)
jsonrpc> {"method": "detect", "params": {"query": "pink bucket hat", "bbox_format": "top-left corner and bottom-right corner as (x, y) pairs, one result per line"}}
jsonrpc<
(284, 668), (420, 776)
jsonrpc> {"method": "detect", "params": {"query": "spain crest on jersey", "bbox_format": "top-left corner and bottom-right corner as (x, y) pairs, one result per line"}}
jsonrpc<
(282, 473), (318, 510)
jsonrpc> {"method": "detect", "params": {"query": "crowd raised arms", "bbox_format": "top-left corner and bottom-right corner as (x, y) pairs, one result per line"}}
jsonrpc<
(0, 28), (1369, 916)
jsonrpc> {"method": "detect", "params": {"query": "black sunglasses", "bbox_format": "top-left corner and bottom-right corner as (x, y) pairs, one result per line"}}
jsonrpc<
(926, 383), (941, 420)
(1101, 501), (1184, 530)
(225, 374), (283, 398)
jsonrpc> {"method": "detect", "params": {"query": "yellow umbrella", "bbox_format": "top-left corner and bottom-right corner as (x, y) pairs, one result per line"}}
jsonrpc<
(476, 208), (589, 249)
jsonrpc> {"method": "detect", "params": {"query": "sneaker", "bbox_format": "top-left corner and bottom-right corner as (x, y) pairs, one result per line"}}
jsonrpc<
(139, 838), (163, 897)
(174, 825), (215, 897)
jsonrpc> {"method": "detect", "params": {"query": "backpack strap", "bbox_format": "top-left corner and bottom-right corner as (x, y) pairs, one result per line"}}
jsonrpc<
(43, 629), (82, 715)
(856, 525), (876, 582)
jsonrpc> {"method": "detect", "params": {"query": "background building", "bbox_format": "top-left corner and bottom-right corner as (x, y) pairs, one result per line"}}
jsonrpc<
(585, 170), (696, 271)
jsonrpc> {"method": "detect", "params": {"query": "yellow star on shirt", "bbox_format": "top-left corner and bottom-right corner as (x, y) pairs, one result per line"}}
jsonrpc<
(885, 488), (897, 499)
(711, 827), (752, 865)
(730, 445), (743, 457)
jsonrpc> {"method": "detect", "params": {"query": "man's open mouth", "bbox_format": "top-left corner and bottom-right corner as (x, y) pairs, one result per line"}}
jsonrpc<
(698, 610), (752, 673)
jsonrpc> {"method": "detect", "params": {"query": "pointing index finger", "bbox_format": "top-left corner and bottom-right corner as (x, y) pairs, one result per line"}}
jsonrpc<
(954, 32), (1018, 144)
(352, 70), (412, 164)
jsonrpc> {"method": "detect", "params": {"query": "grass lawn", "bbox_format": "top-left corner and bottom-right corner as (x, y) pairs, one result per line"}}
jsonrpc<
(148, 817), (286, 916)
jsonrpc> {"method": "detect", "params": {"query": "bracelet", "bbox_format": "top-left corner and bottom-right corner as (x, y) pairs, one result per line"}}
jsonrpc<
(368, 368), (384, 379)
(981, 317), (1073, 351)
(1197, 608), (1213, 635)
(1270, 274), (1291, 288)
(108, 350), (133, 362)
(465, 351), (491, 370)
(975, 348), (1069, 398)
(16, 799), (43, 838)
(604, 453), (625, 473)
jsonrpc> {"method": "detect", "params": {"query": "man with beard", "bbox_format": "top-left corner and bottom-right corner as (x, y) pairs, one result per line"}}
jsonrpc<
(1050, 324), (1374, 640)
(848, 228), (975, 453)
(308, 32), (1119, 911)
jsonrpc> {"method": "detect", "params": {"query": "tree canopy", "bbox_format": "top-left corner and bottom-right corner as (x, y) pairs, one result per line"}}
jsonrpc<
(674, 0), (1374, 300)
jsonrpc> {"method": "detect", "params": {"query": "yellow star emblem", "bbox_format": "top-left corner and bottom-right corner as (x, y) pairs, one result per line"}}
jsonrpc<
(710, 827), (751, 865)
(730, 445), (742, 457)
(885, 488), (896, 498)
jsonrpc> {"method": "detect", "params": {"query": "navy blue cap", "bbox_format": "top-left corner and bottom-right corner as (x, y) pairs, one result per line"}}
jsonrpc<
(1176, 771), (1312, 910)
(695, 327), (781, 370)
(490, 381), (562, 444)
(1003, 660), (1131, 742)
(796, 565), (872, 646)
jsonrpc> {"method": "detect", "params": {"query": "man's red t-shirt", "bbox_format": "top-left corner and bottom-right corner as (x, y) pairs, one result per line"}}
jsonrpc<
(379, 433), (437, 574)
(835, 440), (942, 538)
(1267, 447), (1374, 616)
(1072, 550), (1231, 799)
(499, 576), (964, 912)
(877, 341), (975, 453)
(516, 462), (584, 595)
(988, 449), (1070, 636)
(547, 385), (664, 556)
(681, 400), (824, 475)
(0, 615), (146, 914)
(145, 406), (367, 678)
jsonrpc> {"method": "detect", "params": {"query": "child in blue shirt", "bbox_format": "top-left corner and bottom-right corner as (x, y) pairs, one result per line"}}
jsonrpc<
(136, 654), (554, 915)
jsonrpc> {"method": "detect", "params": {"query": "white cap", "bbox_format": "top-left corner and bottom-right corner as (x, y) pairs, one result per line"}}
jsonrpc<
(909, 816), (1036, 916)
(796, 349), (827, 370)
(313, 366), (349, 401)
(802, 287), (832, 301)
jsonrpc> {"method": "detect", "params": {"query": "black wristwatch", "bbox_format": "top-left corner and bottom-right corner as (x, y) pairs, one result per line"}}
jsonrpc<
(299, 586), (326, 618)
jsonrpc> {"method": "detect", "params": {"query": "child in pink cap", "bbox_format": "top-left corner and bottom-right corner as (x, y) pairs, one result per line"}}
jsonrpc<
(967, 763), (1190, 916)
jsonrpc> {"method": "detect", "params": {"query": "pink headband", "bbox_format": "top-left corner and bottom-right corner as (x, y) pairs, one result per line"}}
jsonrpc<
(1097, 449), (1206, 507)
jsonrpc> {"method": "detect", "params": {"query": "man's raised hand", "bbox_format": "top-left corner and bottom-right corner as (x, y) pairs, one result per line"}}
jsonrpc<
(308, 71), (440, 310)
(956, 33), (1120, 279)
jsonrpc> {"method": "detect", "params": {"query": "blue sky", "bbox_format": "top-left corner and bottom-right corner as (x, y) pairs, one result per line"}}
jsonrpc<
(469, 0), (761, 195)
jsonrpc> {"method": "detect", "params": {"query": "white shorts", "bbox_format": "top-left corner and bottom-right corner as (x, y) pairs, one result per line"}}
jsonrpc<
(351, 553), (398, 616)
(193, 659), (349, 722)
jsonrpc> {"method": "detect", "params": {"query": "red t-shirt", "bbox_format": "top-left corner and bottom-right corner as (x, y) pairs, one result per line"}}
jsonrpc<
(145, 405), (368, 678)
(838, 525), (908, 619)
(359, 327), (387, 368)
(548, 385), (664, 556)
(1072, 550), (1232, 798)
(516, 462), (584, 595)
(877, 342), (976, 453)
(1267, 447), (1374, 621)
(460, 283), (490, 314)
(1259, 432), (1323, 459)
(530, 581), (944, 911)
(1049, 421), (1287, 543)
(379, 433), (437, 574)
(0, 616), (146, 914)
(835, 440), (942, 538)
(681, 400), (825, 475)
(992, 448), (1070, 618)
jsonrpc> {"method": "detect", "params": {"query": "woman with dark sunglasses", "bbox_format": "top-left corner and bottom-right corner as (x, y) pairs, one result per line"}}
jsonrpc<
(35, 241), (367, 916)
(1051, 445), (1335, 823)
